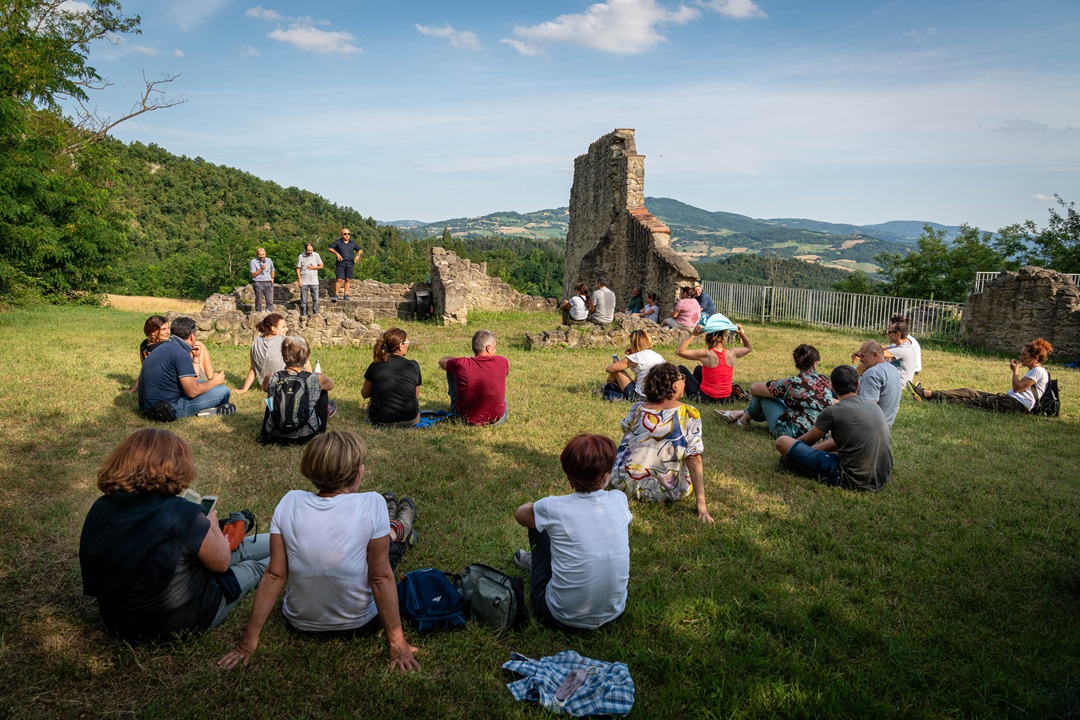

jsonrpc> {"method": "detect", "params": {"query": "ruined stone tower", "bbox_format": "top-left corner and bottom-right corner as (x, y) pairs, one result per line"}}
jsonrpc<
(564, 129), (698, 313)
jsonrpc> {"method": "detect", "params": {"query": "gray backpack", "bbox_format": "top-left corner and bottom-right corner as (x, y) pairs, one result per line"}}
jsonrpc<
(460, 564), (527, 631)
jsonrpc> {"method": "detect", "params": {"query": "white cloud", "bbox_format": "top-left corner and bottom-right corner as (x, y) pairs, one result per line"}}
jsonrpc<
(58, 1), (93, 15)
(416, 24), (482, 51)
(128, 44), (161, 56)
(239, 45), (260, 58)
(267, 26), (361, 55)
(246, 6), (284, 22)
(501, 0), (700, 57)
(701, 0), (766, 20)
(1030, 194), (1055, 201)
(174, 49), (185, 58)
(991, 120), (1049, 134)
(169, 0), (230, 31)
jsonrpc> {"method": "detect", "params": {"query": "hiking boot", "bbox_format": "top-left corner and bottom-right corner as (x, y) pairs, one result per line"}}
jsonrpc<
(396, 497), (416, 537)
(331, 295), (338, 303)
(343, 294), (350, 302)
(909, 381), (925, 402)
(402, 529), (419, 549)
(513, 549), (532, 572)
(216, 403), (237, 416)
(381, 492), (399, 521)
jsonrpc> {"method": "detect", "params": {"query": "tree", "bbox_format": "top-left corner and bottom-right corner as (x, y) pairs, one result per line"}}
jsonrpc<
(832, 269), (878, 295)
(1026, 195), (1080, 273)
(0, 0), (180, 300)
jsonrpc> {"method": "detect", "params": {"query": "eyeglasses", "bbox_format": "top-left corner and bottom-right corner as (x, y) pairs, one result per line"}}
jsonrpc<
(342, 232), (350, 236)
(401, 340), (410, 345)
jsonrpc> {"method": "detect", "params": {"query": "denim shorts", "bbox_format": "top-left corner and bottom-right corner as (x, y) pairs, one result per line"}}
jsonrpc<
(785, 440), (843, 486)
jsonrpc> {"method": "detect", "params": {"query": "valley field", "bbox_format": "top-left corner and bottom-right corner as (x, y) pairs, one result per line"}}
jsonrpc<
(0, 306), (1077, 719)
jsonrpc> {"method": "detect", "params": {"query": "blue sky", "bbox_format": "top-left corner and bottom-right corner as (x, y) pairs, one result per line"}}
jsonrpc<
(78, 0), (1079, 229)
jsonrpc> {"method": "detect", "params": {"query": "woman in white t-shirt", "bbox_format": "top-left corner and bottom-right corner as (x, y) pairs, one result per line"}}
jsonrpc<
(633, 292), (660, 323)
(913, 338), (1052, 413)
(219, 430), (419, 672)
(560, 282), (592, 325)
(602, 329), (666, 401)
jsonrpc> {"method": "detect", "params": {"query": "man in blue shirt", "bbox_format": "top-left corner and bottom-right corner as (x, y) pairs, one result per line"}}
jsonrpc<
(138, 317), (234, 419)
(249, 247), (275, 312)
(329, 228), (362, 302)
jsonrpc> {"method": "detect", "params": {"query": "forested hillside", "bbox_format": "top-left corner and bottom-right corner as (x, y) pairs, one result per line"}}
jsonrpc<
(693, 255), (866, 290)
(103, 141), (564, 299)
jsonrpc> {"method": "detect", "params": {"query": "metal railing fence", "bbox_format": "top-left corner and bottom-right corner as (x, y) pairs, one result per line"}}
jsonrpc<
(974, 271), (1080, 294)
(701, 281), (966, 343)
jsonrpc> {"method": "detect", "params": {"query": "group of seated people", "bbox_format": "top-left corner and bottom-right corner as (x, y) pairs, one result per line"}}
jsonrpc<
(89, 304), (1057, 673)
(560, 278), (715, 329)
(128, 314), (510, 437)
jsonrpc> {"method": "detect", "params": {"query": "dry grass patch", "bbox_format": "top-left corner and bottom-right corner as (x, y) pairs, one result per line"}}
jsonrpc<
(104, 294), (204, 314)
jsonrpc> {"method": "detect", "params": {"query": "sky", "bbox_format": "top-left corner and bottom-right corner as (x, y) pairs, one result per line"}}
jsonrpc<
(71, 0), (1080, 230)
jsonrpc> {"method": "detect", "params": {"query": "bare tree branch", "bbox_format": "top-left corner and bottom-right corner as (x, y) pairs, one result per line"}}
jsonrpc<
(66, 73), (186, 154)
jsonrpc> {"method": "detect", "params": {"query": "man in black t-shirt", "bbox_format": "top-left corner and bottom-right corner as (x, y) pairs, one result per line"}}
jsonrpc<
(329, 228), (362, 302)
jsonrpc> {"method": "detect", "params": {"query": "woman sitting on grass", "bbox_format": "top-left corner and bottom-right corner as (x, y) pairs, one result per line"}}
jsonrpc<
(602, 329), (665, 401)
(513, 433), (632, 631)
(912, 338), (1053, 413)
(239, 313), (302, 393)
(219, 430), (419, 673)
(79, 429), (270, 641)
(259, 337), (335, 445)
(719, 344), (836, 437)
(123, 315), (170, 394)
(362, 328), (422, 427)
(674, 320), (752, 404)
(611, 363), (714, 523)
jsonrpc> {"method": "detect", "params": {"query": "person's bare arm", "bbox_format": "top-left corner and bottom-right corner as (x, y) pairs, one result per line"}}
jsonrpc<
(675, 328), (710, 363)
(797, 426), (828, 448)
(684, 455), (713, 523)
(1010, 360), (1036, 392)
(750, 381), (772, 397)
(606, 358), (631, 373)
(515, 502), (536, 529)
(197, 510), (231, 572)
(179, 372), (226, 399)
(730, 326), (752, 359)
(438, 356), (455, 371)
(319, 374), (334, 391)
(217, 533), (288, 669)
(361, 379), (373, 399)
(367, 536), (419, 672)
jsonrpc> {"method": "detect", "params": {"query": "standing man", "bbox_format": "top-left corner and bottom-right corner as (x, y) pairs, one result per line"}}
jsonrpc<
(295, 243), (324, 317)
(249, 248), (275, 312)
(329, 228), (361, 302)
(693, 283), (716, 318)
(438, 329), (509, 426)
(138, 317), (234, 419)
(774, 364), (892, 491)
(589, 276), (616, 325)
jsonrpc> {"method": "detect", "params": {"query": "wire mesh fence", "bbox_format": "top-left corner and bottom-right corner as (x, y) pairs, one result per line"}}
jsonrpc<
(701, 281), (966, 343)
(974, 271), (1080, 293)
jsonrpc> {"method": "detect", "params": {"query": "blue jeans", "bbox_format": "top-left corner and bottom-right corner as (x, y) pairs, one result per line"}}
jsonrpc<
(171, 384), (231, 418)
(210, 533), (272, 628)
(783, 440), (843, 487)
(746, 395), (787, 436)
(446, 372), (508, 426)
(300, 284), (319, 315)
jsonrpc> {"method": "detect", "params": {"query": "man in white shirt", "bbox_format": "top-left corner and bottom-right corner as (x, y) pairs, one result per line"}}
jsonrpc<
(295, 243), (324, 317)
(589, 276), (616, 325)
(884, 321), (918, 387)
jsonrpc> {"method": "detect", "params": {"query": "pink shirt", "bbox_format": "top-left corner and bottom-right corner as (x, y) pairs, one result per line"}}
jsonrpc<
(673, 298), (701, 327)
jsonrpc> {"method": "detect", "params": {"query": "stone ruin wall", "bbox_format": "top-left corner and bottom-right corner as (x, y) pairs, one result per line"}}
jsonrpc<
(564, 129), (698, 315)
(430, 246), (557, 325)
(525, 313), (691, 351)
(963, 266), (1080, 359)
(177, 248), (557, 348)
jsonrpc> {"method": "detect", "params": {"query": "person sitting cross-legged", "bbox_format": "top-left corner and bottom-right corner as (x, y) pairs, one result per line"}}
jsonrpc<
(775, 364), (893, 491)
(438, 329), (509, 426)
(259, 336), (335, 445)
(674, 316), (751, 404)
(137, 316), (233, 419)
(513, 433), (632, 631)
(218, 430), (419, 672)
(601, 329), (665, 402)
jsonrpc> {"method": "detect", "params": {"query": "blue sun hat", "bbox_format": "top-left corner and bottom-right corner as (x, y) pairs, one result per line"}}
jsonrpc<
(702, 313), (737, 333)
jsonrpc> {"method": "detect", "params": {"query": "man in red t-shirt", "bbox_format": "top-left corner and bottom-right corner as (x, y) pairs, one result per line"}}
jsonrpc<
(438, 329), (509, 425)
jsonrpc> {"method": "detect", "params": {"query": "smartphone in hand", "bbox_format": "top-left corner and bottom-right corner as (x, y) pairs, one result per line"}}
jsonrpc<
(199, 495), (219, 516)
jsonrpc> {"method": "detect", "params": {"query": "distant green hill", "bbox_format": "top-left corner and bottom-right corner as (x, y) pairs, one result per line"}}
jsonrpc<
(693, 255), (865, 291)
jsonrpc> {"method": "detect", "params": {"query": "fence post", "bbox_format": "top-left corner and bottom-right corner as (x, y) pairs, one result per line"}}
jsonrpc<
(762, 286), (769, 324)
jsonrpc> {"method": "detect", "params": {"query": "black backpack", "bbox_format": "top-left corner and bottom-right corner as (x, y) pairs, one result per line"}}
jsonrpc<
(269, 371), (313, 434)
(1031, 376), (1060, 417)
(460, 563), (528, 631)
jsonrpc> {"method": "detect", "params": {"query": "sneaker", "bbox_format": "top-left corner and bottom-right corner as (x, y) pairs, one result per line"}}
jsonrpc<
(216, 403), (237, 416)
(331, 296), (338, 303)
(513, 549), (532, 572)
(196, 408), (216, 417)
(909, 381), (925, 402)
(381, 492), (399, 521)
(396, 497), (416, 537)
(327, 399), (337, 419)
(343, 294), (350, 302)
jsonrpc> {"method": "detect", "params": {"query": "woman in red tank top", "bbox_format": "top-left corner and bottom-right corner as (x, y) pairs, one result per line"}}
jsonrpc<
(675, 325), (753, 403)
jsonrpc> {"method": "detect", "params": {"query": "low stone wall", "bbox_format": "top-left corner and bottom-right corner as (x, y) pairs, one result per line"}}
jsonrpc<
(525, 314), (690, 350)
(233, 278), (424, 321)
(430, 247), (557, 325)
(964, 266), (1080, 359)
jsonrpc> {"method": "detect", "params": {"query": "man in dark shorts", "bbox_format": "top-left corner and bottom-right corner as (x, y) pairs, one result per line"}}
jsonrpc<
(329, 228), (361, 302)
(438, 329), (509, 426)
(773, 364), (892, 491)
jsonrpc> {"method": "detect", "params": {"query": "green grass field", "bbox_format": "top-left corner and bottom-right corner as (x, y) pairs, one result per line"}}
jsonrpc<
(1, 305), (1078, 719)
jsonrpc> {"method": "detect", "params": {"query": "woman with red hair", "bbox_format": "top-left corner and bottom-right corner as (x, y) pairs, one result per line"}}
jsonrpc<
(912, 338), (1053, 413)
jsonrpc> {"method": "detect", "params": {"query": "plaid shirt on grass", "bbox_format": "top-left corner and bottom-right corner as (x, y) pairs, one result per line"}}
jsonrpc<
(503, 651), (634, 717)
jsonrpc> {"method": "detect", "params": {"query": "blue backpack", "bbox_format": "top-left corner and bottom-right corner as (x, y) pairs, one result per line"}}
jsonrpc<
(397, 568), (466, 632)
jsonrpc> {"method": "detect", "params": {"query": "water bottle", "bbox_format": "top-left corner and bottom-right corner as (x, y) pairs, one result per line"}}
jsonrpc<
(314, 360), (322, 374)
